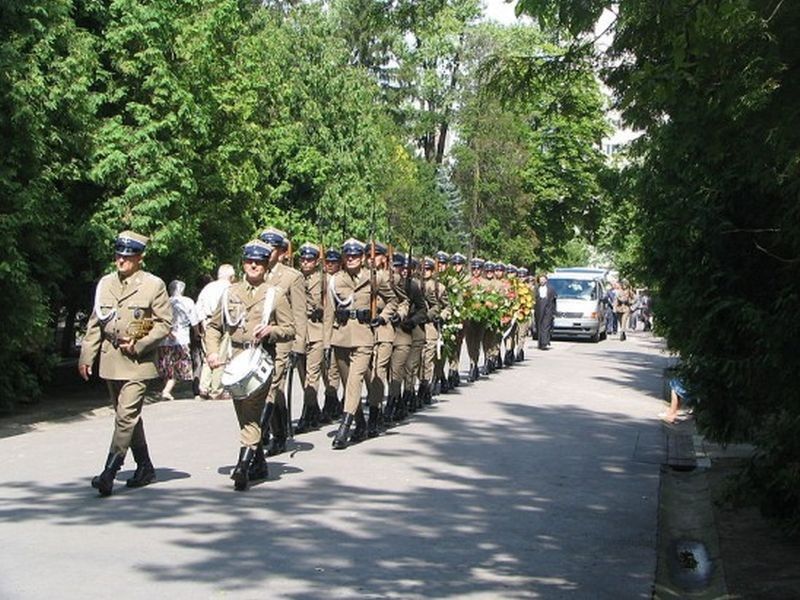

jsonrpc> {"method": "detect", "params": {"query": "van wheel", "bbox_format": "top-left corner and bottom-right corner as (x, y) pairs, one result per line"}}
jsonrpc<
(590, 331), (600, 343)
(600, 329), (607, 341)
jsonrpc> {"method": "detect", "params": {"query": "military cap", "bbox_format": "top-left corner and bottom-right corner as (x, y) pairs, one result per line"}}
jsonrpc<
(507, 265), (518, 275)
(392, 252), (407, 268)
(259, 227), (289, 249)
(242, 239), (274, 262)
(409, 257), (419, 269)
(483, 261), (496, 271)
(470, 257), (485, 268)
(434, 251), (450, 263)
(366, 241), (389, 255)
(451, 252), (467, 265)
(342, 238), (365, 256)
(298, 242), (320, 259)
(114, 230), (148, 256)
(495, 262), (506, 272)
(325, 247), (342, 262)
(519, 267), (529, 276)
(422, 256), (435, 269)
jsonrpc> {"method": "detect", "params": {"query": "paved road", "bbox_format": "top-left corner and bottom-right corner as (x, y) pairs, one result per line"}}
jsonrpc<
(0, 333), (670, 599)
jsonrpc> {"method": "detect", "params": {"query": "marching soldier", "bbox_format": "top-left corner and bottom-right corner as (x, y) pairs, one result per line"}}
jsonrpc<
(321, 247), (343, 421)
(404, 257), (426, 412)
(295, 243), (325, 433)
(447, 252), (468, 388)
(325, 239), (397, 449)
(79, 231), (172, 497)
(386, 252), (426, 422)
(430, 252), (452, 395)
(366, 241), (395, 437)
(494, 262), (515, 367)
(205, 239), (295, 491)
(418, 256), (450, 402)
(258, 228), (307, 456)
(464, 257), (486, 382)
(481, 261), (501, 373)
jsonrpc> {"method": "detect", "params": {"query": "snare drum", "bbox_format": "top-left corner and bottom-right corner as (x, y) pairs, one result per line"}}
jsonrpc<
(221, 347), (274, 400)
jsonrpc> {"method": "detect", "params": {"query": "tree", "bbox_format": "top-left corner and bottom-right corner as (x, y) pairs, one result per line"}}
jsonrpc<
(516, 0), (800, 525)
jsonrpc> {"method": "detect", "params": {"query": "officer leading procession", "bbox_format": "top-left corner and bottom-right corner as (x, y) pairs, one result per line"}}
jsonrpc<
(79, 229), (539, 494)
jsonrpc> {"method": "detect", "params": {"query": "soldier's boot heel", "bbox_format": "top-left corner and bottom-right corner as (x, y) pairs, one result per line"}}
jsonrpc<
(332, 413), (354, 449)
(92, 452), (125, 497)
(383, 396), (396, 425)
(248, 444), (269, 482)
(126, 444), (156, 488)
(231, 447), (256, 491)
(350, 408), (367, 443)
(367, 404), (381, 438)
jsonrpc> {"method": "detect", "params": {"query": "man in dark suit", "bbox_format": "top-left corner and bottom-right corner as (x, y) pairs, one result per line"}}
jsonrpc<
(534, 274), (557, 350)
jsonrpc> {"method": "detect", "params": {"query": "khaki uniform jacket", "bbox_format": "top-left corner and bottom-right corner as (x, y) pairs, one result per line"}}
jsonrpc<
(204, 279), (295, 358)
(304, 270), (324, 344)
(374, 269), (396, 343)
(267, 262), (307, 355)
(324, 267), (397, 348)
(392, 276), (426, 345)
(79, 270), (172, 380)
(423, 278), (450, 341)
(615, 287), (634, 314)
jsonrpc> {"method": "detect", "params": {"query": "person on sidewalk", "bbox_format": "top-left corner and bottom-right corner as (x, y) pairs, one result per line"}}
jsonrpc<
(534, 274), (557, 350)
(78, 231), (172, 497)
(195, 264), (236, 399)
(660, 377), (693, 424)
(205, 239), (295, 491)
(157, 280), (199, 400)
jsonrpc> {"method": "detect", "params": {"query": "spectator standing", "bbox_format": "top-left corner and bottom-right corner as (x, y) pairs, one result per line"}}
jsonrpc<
(614, 279), (634, 341)
(534, 274), (557, 350)
(157, 280), (199, 400)
(195, 264), (235, 398)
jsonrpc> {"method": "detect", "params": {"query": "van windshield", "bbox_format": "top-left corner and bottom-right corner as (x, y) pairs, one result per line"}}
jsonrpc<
(550, 278), (597, 300)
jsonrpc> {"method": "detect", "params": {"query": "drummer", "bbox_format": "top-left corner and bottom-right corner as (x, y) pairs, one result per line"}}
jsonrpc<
(205, 239), (295, 491)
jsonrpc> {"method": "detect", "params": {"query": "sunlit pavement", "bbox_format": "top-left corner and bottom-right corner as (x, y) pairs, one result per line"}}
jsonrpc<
(0, 332), (670, 599)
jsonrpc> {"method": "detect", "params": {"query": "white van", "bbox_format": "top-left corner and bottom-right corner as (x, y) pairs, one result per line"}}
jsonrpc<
(548, 270), (608, 342)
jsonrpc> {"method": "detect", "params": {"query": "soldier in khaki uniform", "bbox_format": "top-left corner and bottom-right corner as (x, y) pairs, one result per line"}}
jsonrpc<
(447, 252), (468, 388)
(432, 251), (453, 393)
(365, 241), (395, 437)
(403, 257), (426, 412)
(295, 243), (325, 433)
(258, 228), (307, 456)
(206, 240), (295, 491)
(420, 256), (449, 403)
(385, 252), (426, 422)
(494, 262), (515, 367)
(482, 261), (501, 373)
(321, 247), (343, 421)
(79, 231), (172, 497)
(325, 239), (397, 449)
(464, 258), (487, 382)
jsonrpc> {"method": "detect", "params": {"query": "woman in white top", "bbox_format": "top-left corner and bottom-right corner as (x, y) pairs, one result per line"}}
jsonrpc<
(157, 280), (199, 400)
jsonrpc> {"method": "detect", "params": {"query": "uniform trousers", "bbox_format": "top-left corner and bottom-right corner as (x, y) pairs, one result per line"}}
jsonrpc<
(297, 340), (324, 407)
(448, 327), (465, 374)
(405, 339), (425, 391)
(421, 323), (439, 382)
(268, 344), (291, 436)
(107, 379), (152, 455)
(616, 311), (631, 333)
(482, 328), (498, 362)
(367, 341), (393, 407)
(324, 347), (341, 397)
(389, 340), (412, 398)
(334, 345), (372, 414)
(233, 388), (267, 448)
(464, 320), (484, 366)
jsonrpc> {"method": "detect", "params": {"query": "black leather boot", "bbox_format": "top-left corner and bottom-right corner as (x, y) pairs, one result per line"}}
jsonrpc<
(439, 375), (450, 394)
(405, 389), (417, 414)
(516, 348), (524, 362)
(383, 396), (396, 425)
(351, 407), (367, 443)
(468, 363), (478, 382)
(367, 404), (381, 438)
(394, 393), (408, 421)
(450, 370), (460, 387)
(419, 381), (432, 405)
(620, 331), (626, 341)
(295, 403), (311, 434)
(504, 349), (514, 367)
(126, 444), (156, 488)
(231, 447), (256, 491)
(266, 403), (287, 456)
(332, 413), (354, 449)
(321, 392), (337, 424)
(91, 452), (125, 497)
(248, 444), (269, 482)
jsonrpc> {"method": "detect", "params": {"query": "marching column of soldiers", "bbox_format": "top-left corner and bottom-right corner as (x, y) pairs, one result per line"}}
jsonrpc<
(79, 230), (536, 495)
